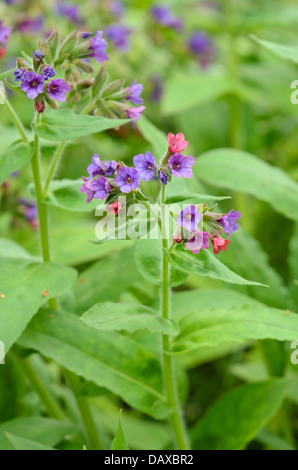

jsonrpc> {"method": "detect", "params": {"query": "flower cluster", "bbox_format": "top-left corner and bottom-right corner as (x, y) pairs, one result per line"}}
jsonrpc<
(151, 5), (184, 32)
(13, 49), (71, 112)
(80, 132), (195, 205)
(0, 20), (12, 58)
(188, 31), (215, 68)
(175, 205), (241, 256)
(19, 198), (39, 230)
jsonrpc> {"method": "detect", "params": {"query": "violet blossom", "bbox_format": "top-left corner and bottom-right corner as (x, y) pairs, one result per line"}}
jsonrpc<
(106, 24), (132, 51)
(89, 30), (109, 63)
(133, 152), (156, 182)
(115, 167), (140, 193)
(219, 210), (242, 238)
(80, 176), (112, 203)
(177, 205), (202, 232)
(48, 79), (71, 102)
(168, 153), (195, 178)
(20, 72), (44, 99)
(187, 231), (210, 254)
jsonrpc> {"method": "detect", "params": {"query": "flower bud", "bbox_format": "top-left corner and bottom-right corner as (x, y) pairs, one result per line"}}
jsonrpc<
(34, 95), (46, 113)
(73, 59), (95, 74)
(45, 93), (59, 110)
(102, 78), (125, 98)
(45, 31), (60, 61)
(17, 57), (31, 69)
(59, 31), (79, 56)
(92, 67), (108, 97)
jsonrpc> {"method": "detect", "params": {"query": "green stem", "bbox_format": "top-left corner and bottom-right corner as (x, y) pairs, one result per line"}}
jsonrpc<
(43, 141), (67, 197)
(2, 95), (29, 143)
(160, 185), (190, 450)
(11, 352), (65, 421)
(66, 372), (104, 450)
(31, 113), (58, 310)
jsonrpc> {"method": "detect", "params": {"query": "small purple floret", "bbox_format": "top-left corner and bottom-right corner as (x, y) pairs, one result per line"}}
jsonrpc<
(14, 68), (27, 82)
(87, 154), (106, 179)
(133, 152), (156, 182)
(168, 153), (195, 178)
(106, 24), (132, 51)
(20, 72), (44, 99)
(42, 66), (56, 80)
(48, 79), (71, 102)
(89, 30), (109, 63)
(80, 176), (112, 203)
(177, 205), (202, 232)
(219, 209), (242, 238)
(115, 167), (140, 193)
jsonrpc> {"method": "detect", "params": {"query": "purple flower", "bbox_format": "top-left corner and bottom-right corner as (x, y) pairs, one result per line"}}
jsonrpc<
(127, 80), (143, 105)
(20, 72), (44, 99)
(219, 210), (242, 238)
(126, 106), (145, 126)
(189, 31), (214, 68)
(48, 79), (71, 102)
(20, 198), (38, 222)
(42, 66), (56, 80)
(187, 231), (211, 254)
(168, 153), (195, 178)
(106, 24), (132, 51)
(151, 5), (184, 32)
(159, 170), (168, 185)
(0, 21), (12, 47)
(18, 17), (43, 34)
(57, 3), (81, 23)
(105, 161), (118, 176)
(177, 205), (202, 232)
(151, 76), (164, 103)
(110, 1), (125, 18)
(89, 30), (109, 63)
(80, 176), (112, 204)
(33, 50), (45, 63)
(133, 152), (156, 182)
(82, 31), (93, 39)
(87, 154), (106, 179)
(115, 167), (140, 193)
(14, 68), (27, 82)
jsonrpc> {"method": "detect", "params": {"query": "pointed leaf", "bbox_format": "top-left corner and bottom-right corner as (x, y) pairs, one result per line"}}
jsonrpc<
(32, 109), (130, 141)
(18, 310), (168, 419)
(196, 148), (298, 221)
(191, 380), (288, 450)
(111, 411), (129, 450)
(5, 433), (55, 451)
(0, 257), (77, 352)
(0, 141), (33, 185)
(81, 302), (178, 335)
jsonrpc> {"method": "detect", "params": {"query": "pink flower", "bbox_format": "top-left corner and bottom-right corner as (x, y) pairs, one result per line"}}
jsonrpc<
(187, 231), (210, 254)
(168, 132), (189, 154)
(212, 236), (230, 255)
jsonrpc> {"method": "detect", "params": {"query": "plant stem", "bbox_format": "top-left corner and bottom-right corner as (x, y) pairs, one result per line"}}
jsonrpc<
(11, 351), (66, 421)
(2, 95), (29, 144)
(160, 184), (190, 450)
(31, 113), (58, 310)
(43, 141), (67, 197)
(66, 371), (104, 450)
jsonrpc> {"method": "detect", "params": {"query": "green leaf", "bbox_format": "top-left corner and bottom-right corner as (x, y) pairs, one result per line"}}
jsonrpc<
(137, 116), (168, 157)
(0, 141), (33, 185)
(18, 310), (168, 419)
(166, 193), (231, 205)
(135, 239), (189, 287)
(191, 380), (288, 450)
(111, 411), (129, 450)
(196, 148), (298, 221)
(0, 238), (38, 260)
(32, 109), (130, 142)
(0, 68), (16, 81)
(289, 223), (298, 309)
(217, 229), (290, 309)
(172, 303), (298, 353)
(162, 74), (233, 115)
(168, 249), (266, 287)
(43, 179), (104, 212)
(0, 257), (77, 352)
(74, 247), (141, 313)
(81, 302), (178, 335)
(0, 417), (76, 450)
(251, 35), (298, 63)
(5, 433), (55, 451)
(257, 429), (295, 451)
